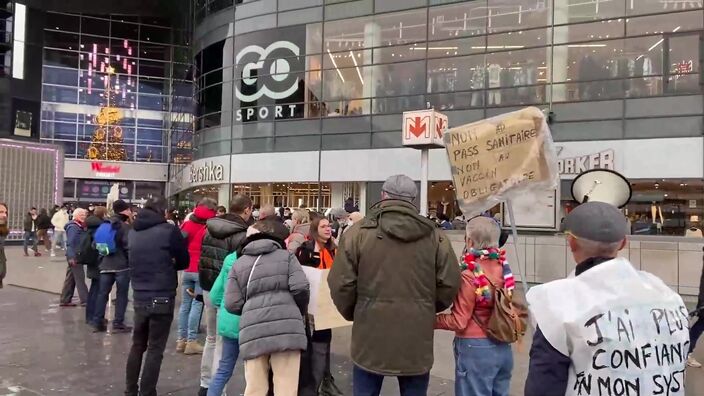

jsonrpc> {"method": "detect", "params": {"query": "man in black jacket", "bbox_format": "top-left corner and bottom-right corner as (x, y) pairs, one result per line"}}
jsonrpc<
(91, 200), (133, 333)
(23, 207), (40, 257)
(197, 194), (252, 395)
(125, 197), (189, 396)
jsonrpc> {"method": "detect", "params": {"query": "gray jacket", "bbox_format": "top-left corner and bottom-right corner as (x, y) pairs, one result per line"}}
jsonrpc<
(224, 235), (310, 361)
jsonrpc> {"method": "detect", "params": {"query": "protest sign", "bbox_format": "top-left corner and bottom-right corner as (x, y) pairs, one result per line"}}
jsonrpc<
(443, 107), (559, 216)
(527, 258), (689, 396)
(302, 267), (352, 330)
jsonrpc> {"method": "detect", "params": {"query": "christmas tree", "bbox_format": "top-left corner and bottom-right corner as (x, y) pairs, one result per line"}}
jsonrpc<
(86, 66), (127, 161)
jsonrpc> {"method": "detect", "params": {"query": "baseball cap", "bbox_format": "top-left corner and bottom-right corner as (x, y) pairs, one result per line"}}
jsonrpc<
(382, 174), (418, 200)
(113, 199), (130, 214)
(563, 201), (629, 243)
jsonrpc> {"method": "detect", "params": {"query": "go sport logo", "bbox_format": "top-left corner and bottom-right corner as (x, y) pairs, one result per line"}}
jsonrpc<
(235, 40), (303, 122)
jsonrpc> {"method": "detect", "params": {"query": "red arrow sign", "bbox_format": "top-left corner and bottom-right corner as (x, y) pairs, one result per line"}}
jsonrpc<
(408, 116), (426, 138)
(436, 117), (446, 138)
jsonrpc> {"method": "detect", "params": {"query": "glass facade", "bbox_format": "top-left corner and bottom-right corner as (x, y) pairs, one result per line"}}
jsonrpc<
(192, 0), (704, 159)
(40, 12), (194, 163)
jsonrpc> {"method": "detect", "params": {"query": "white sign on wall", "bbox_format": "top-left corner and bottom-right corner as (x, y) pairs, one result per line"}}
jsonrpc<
(402, 109), (447, 148)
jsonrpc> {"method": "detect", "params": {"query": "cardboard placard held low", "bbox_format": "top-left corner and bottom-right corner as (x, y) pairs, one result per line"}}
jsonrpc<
(302, 267), (352, 330)
(443, 107), (559, 216)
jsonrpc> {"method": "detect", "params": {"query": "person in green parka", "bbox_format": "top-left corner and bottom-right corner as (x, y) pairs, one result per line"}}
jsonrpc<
(207, 251), (241, 396)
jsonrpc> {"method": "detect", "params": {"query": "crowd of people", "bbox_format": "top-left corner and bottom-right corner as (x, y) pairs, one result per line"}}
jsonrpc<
(0, 172), (702, 396)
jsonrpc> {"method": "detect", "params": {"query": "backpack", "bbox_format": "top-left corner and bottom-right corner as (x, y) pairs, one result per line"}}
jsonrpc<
(76, 229), (100, 267)
(94, 222), (118, 256)
(472, 276), (528, 344)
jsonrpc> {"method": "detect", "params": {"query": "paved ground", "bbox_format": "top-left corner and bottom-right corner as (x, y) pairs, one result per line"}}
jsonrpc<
(1, 246), (704, 395)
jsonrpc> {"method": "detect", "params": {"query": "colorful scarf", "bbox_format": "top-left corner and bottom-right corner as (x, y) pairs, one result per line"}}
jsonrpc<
(461, 248), (516, 305)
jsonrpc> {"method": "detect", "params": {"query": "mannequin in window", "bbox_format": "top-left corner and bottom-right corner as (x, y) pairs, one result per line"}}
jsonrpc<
(487, 63), (502, 105)
(471, 66), (485, 107)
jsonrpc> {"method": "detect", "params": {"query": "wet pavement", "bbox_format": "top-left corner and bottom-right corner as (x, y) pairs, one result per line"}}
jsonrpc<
(1, 246), (704, 395)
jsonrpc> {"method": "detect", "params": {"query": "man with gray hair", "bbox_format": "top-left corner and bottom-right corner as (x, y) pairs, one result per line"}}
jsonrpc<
(329, 174), (460, 396)
(59, 207), (90, 307)
(525, 201), (689, 396)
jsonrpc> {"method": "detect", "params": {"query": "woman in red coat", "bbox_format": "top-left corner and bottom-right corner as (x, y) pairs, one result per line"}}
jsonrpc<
(177, 199), (217, 354)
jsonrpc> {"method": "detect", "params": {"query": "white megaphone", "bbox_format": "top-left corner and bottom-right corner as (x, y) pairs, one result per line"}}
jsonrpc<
(570, 169), (632, 208)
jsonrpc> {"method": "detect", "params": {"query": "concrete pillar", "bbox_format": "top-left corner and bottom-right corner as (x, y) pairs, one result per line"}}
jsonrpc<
(330, 182), (345, 209)
(259, 184), (273, 206)
(551, 4), (569, 102)
(358, 182), (367, 215)
(218, 184), (230, 209)
(362, 22), (380, 114)
(221, 31), (235, 126)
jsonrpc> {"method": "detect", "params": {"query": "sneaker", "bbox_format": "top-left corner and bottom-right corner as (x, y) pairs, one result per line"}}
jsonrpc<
(183, 340), (204, 355)
(34, 252), (42, 257)
(91, 323), (107, 333)
(50, 252), (56, 257)
(176, 338), (186, 353)
(59, 302), (77, 307)
(111, 324), (133, 334)
(687, 354), (702, 368)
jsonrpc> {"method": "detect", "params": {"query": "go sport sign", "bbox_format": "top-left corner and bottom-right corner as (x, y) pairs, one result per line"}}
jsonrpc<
(235, 28), (306, 122)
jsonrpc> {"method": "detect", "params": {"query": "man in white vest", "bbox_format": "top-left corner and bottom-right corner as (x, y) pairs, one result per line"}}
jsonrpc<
(525, 202), (689, 396)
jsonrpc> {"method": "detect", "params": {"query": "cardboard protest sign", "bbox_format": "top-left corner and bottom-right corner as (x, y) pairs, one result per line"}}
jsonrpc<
(443, 107), (559, 215)
(302, 267), (352, 330)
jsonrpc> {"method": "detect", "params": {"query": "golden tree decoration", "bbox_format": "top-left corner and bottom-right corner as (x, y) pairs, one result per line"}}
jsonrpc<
(85, 66), (127, 161)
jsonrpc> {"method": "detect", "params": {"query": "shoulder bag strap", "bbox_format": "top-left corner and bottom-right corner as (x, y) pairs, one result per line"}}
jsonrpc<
(245, 255), (263, 300)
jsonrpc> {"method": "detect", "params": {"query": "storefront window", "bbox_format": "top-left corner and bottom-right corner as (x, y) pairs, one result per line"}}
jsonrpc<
(232, 183), (332, 209)
(554, 0), (626, 24)
(625, 179), (704, 236)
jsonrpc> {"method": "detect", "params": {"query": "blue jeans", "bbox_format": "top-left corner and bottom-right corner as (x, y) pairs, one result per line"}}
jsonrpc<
(178, 272), (203, 341)
(93, 271), (130, 326)
(23, 231), (38, 254)
(454, 338), (513, 396)
(207, 336), (240, 396)
(85, 278), (100, 323)
(353, 365), (429, 396)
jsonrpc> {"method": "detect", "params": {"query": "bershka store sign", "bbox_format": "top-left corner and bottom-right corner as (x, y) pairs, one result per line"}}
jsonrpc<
(91, 162), (121, 178)
(234, 26), (306, 123)
(190, 161), (225, 184)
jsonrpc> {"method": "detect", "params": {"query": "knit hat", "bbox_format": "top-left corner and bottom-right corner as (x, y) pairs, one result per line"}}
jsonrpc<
(112, 199), (130, 214)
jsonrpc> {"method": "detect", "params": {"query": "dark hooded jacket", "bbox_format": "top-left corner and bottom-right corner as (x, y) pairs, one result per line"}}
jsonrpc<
(98, 214), (131, 273)
(328, 199), (461, 376)
(128, 208), (189, 304)
(199, 213), (249, 291)
(84, 215), (105, 280)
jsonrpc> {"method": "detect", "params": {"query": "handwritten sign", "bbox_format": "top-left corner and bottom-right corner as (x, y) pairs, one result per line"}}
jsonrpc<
(573, 304), (689, 396)
(302, 267), (351, 330)
(443, 107), (558, 215)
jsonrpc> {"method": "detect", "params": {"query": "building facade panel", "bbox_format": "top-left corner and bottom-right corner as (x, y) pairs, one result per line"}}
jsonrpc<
(183, 0), (704, 239)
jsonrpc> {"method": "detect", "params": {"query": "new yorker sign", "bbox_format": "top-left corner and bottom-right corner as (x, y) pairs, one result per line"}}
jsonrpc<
(557, 147), (615, 176)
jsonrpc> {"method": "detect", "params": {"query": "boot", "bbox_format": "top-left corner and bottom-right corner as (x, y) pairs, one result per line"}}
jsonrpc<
(687, 354), (702, 368)
(176, 338), (186, 353)
(184, 340), (204, 355)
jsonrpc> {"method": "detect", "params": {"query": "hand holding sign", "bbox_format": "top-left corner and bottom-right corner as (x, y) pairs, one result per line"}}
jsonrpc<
(443, 107), (559, 216)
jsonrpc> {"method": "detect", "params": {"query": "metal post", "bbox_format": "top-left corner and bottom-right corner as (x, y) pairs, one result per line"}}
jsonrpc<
(506, 199), (530, 293)
(420, 148), (429, 216)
